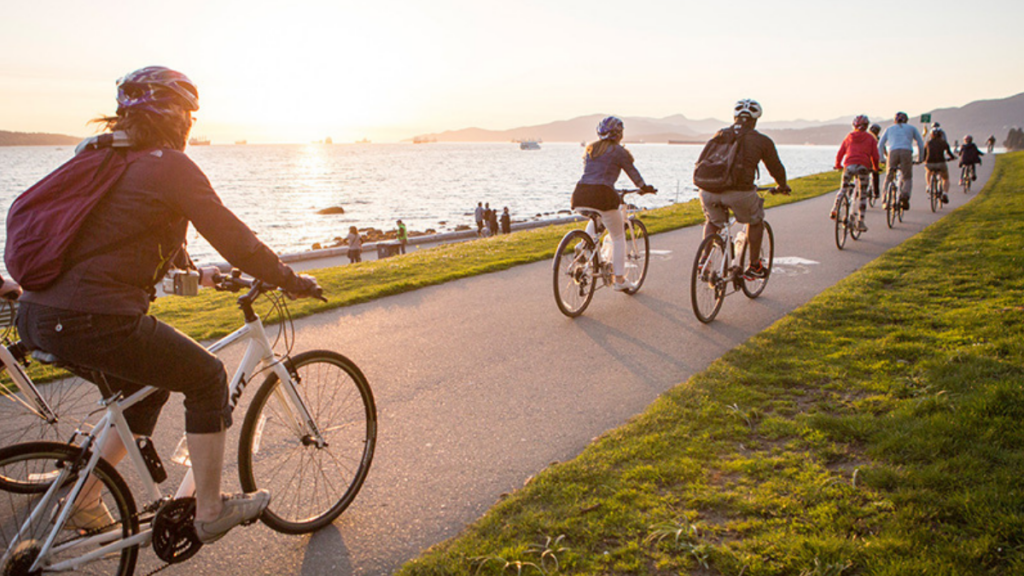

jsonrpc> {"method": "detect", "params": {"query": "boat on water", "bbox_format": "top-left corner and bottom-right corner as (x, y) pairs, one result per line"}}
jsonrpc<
(519, 140), (541, 150)
(188, 136), (211, 146)
(234, 140), (247, 145)
(355, 138), (371, 144)
(668, 139), (704, 145)
(413, 136), (437, 144)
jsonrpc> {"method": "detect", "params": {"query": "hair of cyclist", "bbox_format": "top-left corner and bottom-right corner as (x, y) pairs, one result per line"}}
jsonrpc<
(585, 138), (626, 160)
(90, 108), (193, 151)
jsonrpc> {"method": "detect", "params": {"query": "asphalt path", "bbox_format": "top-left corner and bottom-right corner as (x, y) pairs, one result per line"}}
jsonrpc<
(14, 160), (995, 575)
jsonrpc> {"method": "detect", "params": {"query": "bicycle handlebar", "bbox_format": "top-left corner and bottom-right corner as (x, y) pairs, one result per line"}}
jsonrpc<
(617, 187), (658, 196)
(212, 269), (326, 302)
(756, 186), (789, 196)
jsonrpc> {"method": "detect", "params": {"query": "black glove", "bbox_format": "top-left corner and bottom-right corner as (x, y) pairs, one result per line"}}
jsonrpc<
(284, 274), (322, 300)
(640, 184), (657, 194)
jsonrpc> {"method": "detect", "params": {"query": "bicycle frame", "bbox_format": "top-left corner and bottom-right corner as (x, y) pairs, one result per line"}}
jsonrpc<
(579, 194), (644, 288)
(8, 299), (321, 574)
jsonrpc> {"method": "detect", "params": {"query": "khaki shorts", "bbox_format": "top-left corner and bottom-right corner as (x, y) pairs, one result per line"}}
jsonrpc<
(699, 188), (765, 226)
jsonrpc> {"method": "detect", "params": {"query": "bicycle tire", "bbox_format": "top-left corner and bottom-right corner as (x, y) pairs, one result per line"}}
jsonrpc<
(741, 221), (774, 299)
(885, 183), (897, 229)
(0, 441), (138, 576)
(239, 350), (377, 535)
(690, 235), (726, 323)
(834, 193), (849, 250)
(930, 175), (939, 213)
(621, 219), (650, 295)
(962, 167), (971, 194)
(552, 230), (596, 317)
(0, 359), (97, 447)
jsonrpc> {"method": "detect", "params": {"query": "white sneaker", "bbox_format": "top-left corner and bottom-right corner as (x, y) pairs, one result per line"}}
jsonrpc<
(193, 490), (271, 544)
(612, 281), (636, 292)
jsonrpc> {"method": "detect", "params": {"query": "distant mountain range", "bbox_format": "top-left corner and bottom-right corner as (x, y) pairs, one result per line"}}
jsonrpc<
(412, 92), (1024, 146)
(0, 130), (81, 146)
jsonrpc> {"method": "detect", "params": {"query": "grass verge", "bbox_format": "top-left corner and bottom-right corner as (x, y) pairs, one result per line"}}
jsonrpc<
(395, 153), (1024, 576)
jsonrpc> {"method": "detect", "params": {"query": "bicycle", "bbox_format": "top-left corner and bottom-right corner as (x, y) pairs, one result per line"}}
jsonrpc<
(690, 187), (780, 324)
(926, 169), (944, 213)
(834, 168), (870, 250)
(883, 170), (905, 229)
(552, 188), (654, 318)
(0, 271), (377, 576)
(960, 163), (976, 194)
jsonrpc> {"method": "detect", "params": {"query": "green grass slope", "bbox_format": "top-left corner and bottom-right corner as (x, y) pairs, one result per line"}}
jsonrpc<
(396, 153), (1024, 575)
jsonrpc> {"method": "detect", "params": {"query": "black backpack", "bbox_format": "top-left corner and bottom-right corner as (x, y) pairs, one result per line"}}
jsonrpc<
(693, 127), (748, 192)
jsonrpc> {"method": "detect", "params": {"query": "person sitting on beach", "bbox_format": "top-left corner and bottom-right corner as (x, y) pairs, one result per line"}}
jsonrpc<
(346, 225), (362, 263)
(572, 116), (656, 291)
(831, 114), (879, 232)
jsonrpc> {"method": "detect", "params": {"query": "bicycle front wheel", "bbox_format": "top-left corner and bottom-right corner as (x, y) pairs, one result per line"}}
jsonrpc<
(834, 194), (850, 250)
(552, 230), (596, 317)
(690, 235), (726, 324)
(0, 441), (138, 576)
(239, 350), (376, 534)
(622, 219), (650, 294)
(741, 221), (774, 299)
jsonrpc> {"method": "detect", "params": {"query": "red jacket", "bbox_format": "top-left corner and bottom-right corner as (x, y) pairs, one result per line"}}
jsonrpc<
(835, 130), (880, 171)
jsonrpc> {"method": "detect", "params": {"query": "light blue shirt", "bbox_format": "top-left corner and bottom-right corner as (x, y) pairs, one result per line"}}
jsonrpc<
(878, 123), (925, 157)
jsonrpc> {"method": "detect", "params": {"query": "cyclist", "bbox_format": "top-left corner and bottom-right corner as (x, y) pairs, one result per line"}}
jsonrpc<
(14, 66), (320, 542)
(921, 127), (956, 204)
(986, 135), (996, 153)
(696, 99), (790, 280)
(831, 114), (879, 231)
(878, 111), (925, 210)
(958, 134), (984, 184)
(868, 123), (883, 199)
(572, 116), (656, 291)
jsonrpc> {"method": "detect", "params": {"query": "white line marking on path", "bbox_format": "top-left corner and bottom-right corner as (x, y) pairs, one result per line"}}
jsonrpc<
(773, 256), (820, 276)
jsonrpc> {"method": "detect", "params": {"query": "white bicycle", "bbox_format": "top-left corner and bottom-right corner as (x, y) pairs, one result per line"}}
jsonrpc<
(552, 188), (654, 317)
(0, 271), (377, 575)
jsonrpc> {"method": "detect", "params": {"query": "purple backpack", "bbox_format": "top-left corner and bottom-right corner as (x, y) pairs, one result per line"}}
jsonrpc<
(5, 142), (148, 290)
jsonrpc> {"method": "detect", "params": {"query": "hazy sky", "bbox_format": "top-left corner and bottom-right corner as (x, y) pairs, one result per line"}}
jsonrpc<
(2, 0), (1022, 143)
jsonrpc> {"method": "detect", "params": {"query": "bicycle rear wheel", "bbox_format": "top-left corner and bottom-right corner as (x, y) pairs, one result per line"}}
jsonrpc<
(885, 183), (897, 228)
(741, 221), (774, 299)
(239, 350), (376, 534)
(0, 441), (138, 576)
(930, 176), (939, 212)
(0, 352), (97, 446)
(834, 193), (850, 250)
(552, 230), (597, 317)
(690, 235), (726, 324)
(621, 219), (650, 294)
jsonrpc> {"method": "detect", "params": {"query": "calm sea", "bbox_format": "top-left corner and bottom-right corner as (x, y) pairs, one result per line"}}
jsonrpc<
(0, 142), (836, 270)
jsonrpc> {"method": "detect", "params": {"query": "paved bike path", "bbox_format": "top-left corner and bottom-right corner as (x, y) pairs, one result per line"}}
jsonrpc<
(140, 161), (993, 576)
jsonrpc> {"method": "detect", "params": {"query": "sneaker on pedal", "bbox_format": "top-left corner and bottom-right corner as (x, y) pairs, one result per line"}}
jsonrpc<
(743, 260), (768, 281)
(829, 209), (837, 220)
(942, 194), (949, 204)
(900, 198), (910, 210)
(857, 220), (868, 232)
(193, 490), (271, 544)
(612, 280), (636, 292)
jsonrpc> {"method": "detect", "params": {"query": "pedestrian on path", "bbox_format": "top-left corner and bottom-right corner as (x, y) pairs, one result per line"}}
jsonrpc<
(346, 226), (362, 263)
(474, 202), (484, 236)
(397, 219), (408, 254)
(500, 207), (511, 234)
(487, 207), (499, 236)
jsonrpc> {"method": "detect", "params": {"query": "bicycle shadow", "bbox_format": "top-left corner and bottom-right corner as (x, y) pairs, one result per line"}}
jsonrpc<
(300, 524), (355, 575)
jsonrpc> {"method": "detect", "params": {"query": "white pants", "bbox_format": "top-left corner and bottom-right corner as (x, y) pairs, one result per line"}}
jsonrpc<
(584, 207), (626, 277)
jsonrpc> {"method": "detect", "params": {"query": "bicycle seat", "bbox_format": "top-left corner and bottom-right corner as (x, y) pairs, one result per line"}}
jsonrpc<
(574, 208), (602, 220)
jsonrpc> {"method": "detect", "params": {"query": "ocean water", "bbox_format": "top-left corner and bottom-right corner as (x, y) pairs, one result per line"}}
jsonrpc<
(0, 142), (836, 269)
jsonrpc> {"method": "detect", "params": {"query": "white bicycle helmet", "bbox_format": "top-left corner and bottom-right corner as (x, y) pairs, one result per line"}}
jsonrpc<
(733, 99), (763, 120)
